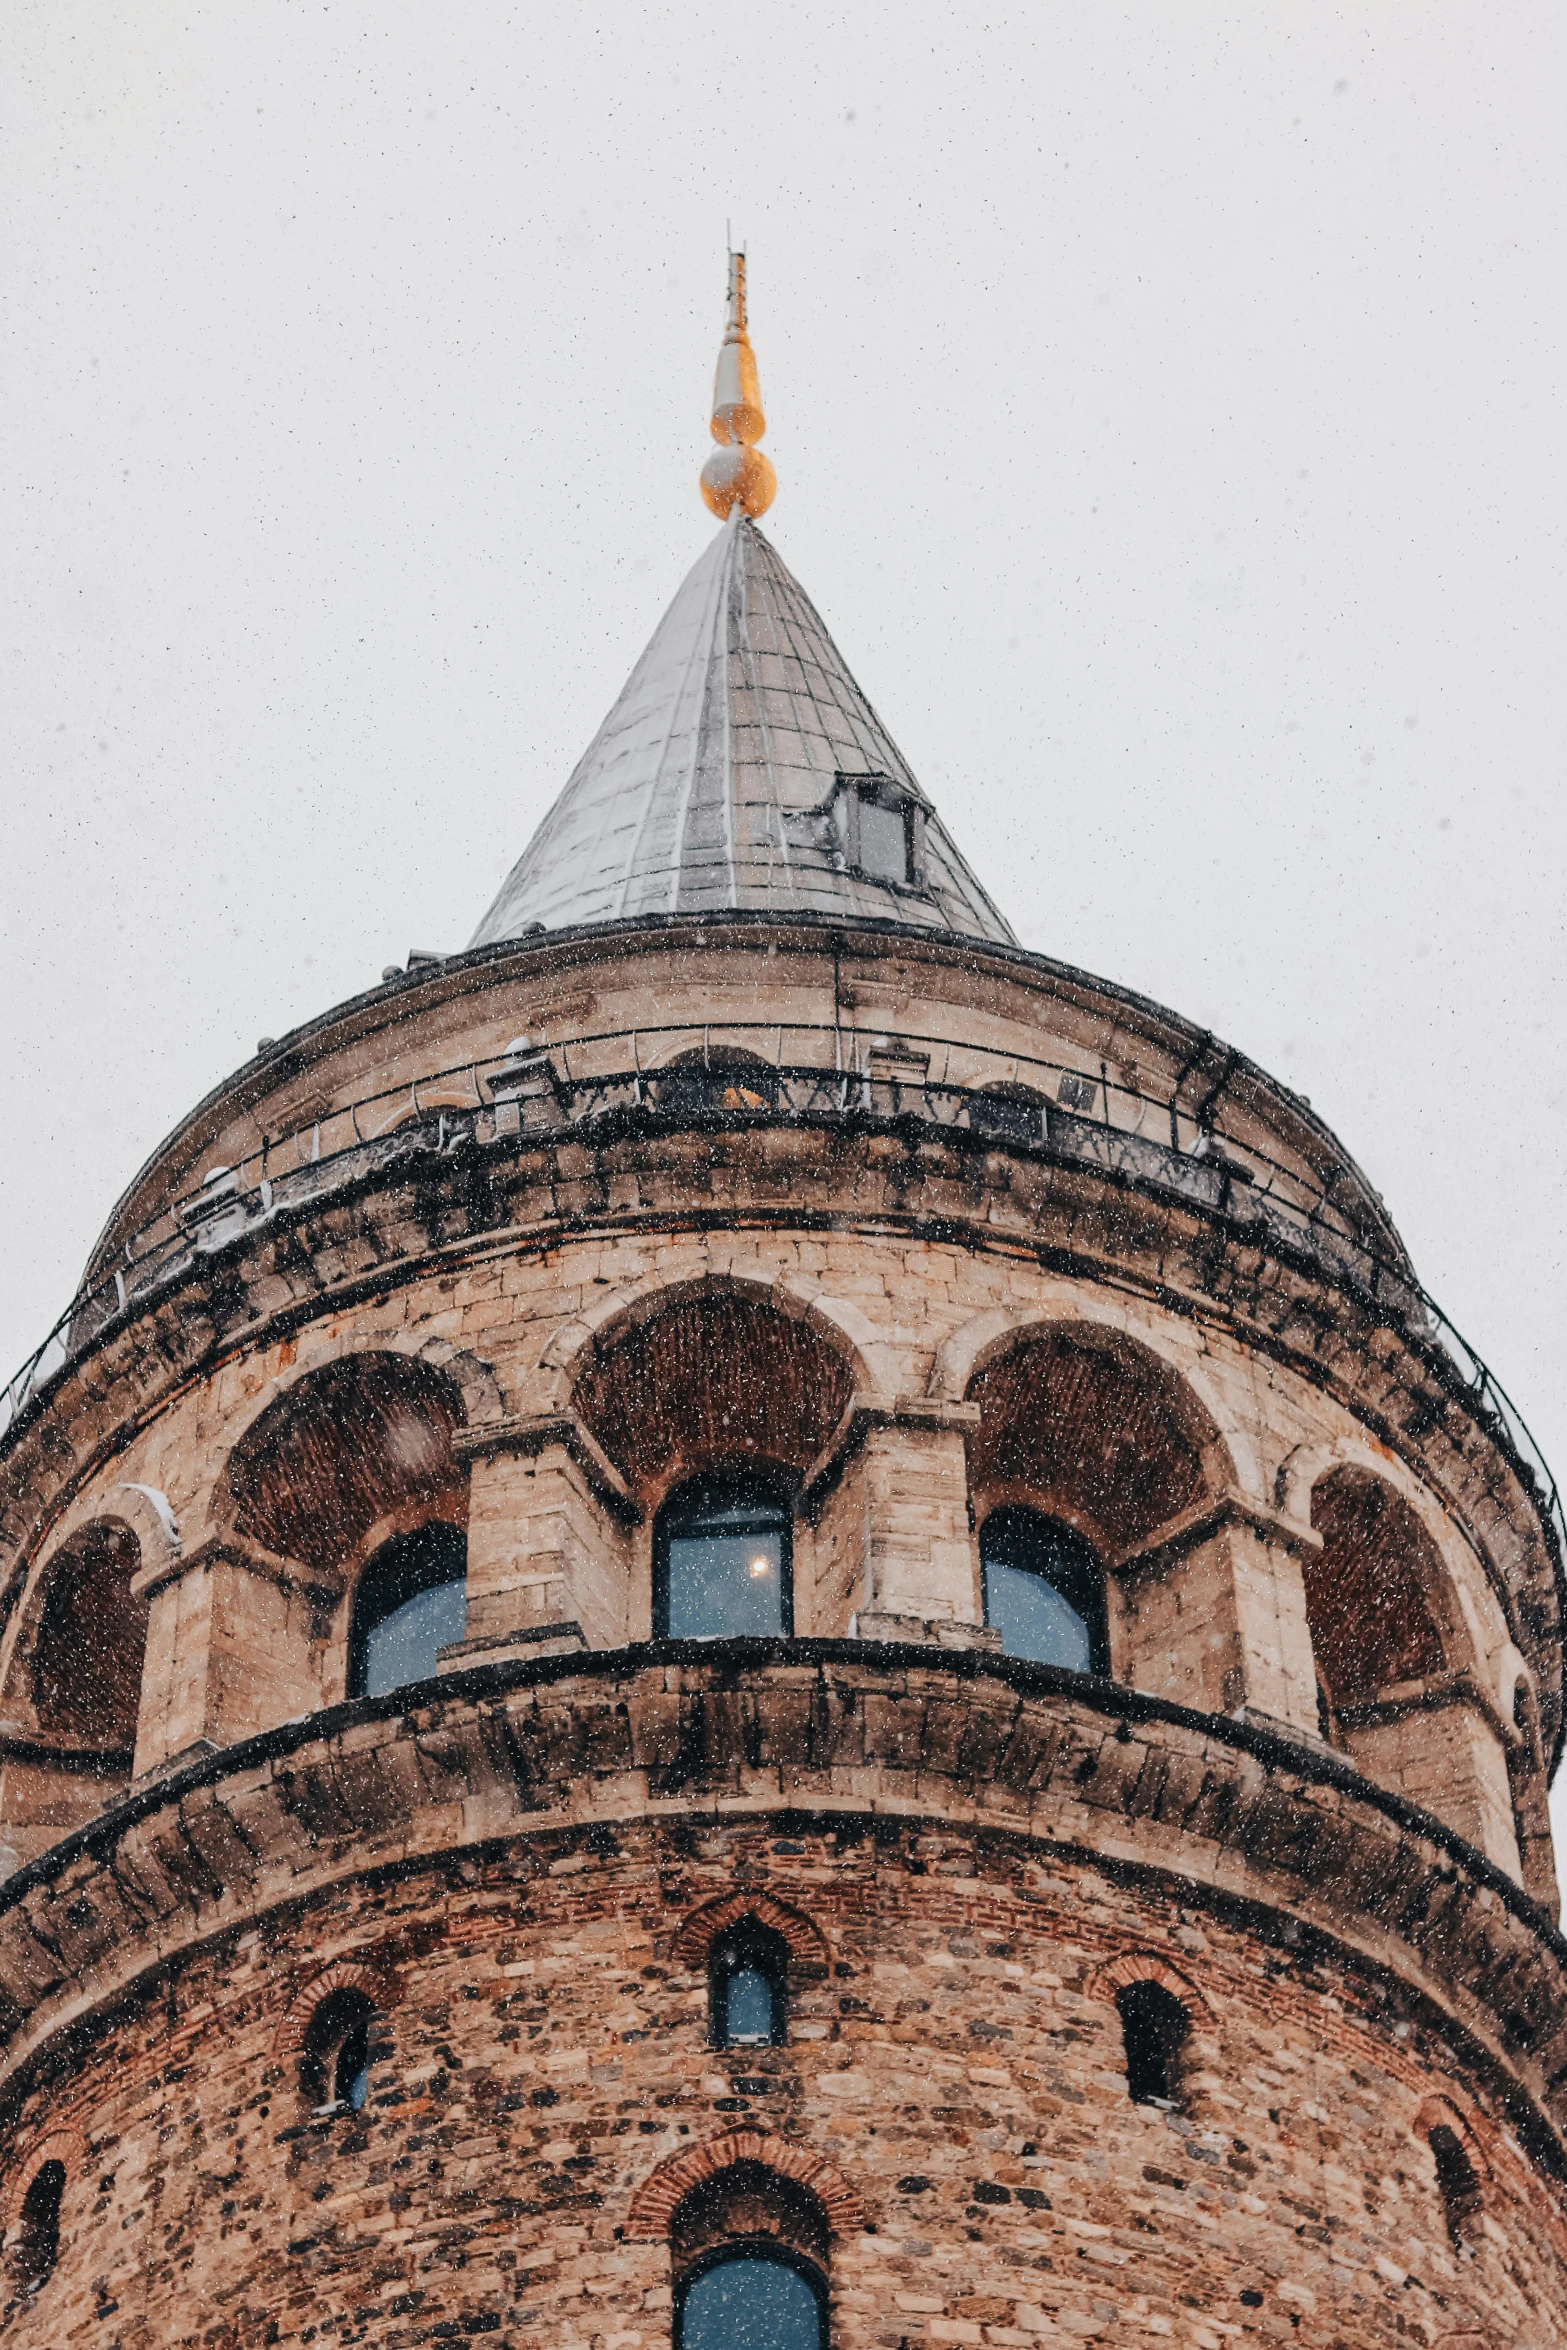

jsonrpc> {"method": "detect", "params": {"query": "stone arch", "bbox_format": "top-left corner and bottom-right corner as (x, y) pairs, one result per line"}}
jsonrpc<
(963, 1319), (1234, 1560)
(544, 1269), (882, 1403)
(1085, 1949), (1213, 2020)
(626, 2132), (864, 2240)
(1412, 2094), (1491, 2179)
(1, 2125), (86, 2230)
(671, 1891), (830, 1974)
(273, 1956), (401, 2058)
(566, 1275), (863, 1509)
(217, 1350), (471, 1578)
(1305, 1466), (1452, 1707)
(4, 1515), (149, 1748)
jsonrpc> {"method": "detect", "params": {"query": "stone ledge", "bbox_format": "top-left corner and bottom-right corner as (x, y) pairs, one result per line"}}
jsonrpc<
(0, 1641), (1561, 2174)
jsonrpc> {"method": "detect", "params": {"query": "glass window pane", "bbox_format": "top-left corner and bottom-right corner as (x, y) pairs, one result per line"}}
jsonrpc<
(725, 1965), (776, 2043)
(858, 795), (909, 882)
(984, 1558), (1094, 1670)
(682, 2258), (821, 2350)
(361, 1576), (467, 1697)
(666, 1527), (784, 1638)
(981, 1511), (1106, 1672)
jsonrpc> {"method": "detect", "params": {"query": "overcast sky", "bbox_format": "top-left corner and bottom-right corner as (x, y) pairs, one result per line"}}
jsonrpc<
(4, 6), (1565, 1833)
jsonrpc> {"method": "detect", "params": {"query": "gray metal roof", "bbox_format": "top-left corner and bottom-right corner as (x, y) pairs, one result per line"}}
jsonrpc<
(469, 515), (1016, 948)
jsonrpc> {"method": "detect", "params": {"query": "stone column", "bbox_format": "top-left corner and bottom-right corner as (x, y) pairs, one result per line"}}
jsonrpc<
(1116, 1493), (1322, 1736)
(1345, 1686), (1522, 1879)
(131, 1537), (336, 1776)
(805, 1397), (993, 1646)
(443, 1415), (636, 1668)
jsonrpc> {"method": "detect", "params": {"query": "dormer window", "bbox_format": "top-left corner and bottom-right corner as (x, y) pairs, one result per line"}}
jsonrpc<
(837, 774), (923, 887)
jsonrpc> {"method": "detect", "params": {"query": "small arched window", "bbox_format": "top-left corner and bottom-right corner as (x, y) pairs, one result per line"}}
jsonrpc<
(655, 1475), (792, 1642)
(1429, 2124), (1483, 2252)
(711, 1920), (789, 2048)
(12, 2159), (64, 2293)
(679, 2250), (824, 2350)
(1117, 1979), (1190, 2107)
(349, 1522), (467, 1699)
(303, 1987), (378, 2113)
(980, 1508), (1108, 1674)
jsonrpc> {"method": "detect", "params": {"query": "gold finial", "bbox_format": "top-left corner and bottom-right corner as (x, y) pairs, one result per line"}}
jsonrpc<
(700, 250), (777, 521)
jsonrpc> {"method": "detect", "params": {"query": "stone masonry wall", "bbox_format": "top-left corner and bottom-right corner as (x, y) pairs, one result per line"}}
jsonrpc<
(1, 1813), (1563, 2350)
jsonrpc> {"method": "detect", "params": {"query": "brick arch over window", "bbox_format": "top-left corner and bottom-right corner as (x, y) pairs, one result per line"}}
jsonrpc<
(1413, 2095), (1492, 2182)
(671, 1892), (831, 1974)
(966, 1324), (1229, 1558)
(572, 1282), (858, 1508)
(626, 2132), (864, 2240)
(273, 1958), (401, 2058)
(222, 1352), (470, 1578)
(1306, 1468), (1448, 1706)
(1085, 1949), (1212, 2019)
(0, 2126), (86, 2230)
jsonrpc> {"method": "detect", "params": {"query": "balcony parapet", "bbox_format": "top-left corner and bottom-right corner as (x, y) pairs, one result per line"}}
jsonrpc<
(4, 1034), (1559, 1688)
(0, 1642), (1563, 2169)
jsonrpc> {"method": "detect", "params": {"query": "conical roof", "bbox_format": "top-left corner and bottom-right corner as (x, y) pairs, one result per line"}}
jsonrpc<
(469, 516), (1015, 948)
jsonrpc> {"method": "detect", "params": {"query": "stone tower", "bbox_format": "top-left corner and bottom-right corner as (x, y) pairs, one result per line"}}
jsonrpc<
(0, 266), (1564, 2350)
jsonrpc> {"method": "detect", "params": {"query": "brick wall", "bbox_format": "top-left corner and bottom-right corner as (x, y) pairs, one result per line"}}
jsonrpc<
(2, 1813), (1563, 2349)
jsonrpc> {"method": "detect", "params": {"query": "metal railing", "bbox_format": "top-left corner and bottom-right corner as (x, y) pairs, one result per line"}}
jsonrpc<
(1, 1019), (1561, 1587)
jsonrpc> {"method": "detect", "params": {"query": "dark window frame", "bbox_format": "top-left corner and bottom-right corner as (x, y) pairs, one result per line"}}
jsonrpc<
(1116, 1979), (1191, 2108)
(348, 1520), (468, 1700)
(979, 1506), (1110, 1675)
(653, 1471), (795, 1643)
(710, 1918), (790, 2048)
(675, 2242), (827, 2350)
(13, 2159), (65, 2294)
(302, 1986), (382, 2115)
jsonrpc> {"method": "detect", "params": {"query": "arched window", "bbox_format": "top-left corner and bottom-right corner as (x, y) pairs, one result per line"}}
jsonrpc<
(348, 1522), (467, 1699)
(980, 1508), (1107, 1673)
(710, 1919), (789, 2048)
(1429, 2124), (1483, 2251)
(1116, 1979), (1190, 2107)
(679, 2250), (824, 2350)
(672, 2164), (828, 2350)
(303, 1987), (378, 2113)
(655, 1475), (792, 1642)
(12, 2159), (64, 2293)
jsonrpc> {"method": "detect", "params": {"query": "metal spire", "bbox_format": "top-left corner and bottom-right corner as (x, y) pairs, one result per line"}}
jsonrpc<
(700, 251), (777, 521)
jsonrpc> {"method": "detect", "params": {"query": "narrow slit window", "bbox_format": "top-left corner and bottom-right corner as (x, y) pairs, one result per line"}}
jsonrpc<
(13, 2159), (64, 2293)
(711, 1920), (789, 2047)
(1429, 2125), (1483, 2251)
(303, 1987), (378, 2114)
(1116, 1979), (1190, 2107)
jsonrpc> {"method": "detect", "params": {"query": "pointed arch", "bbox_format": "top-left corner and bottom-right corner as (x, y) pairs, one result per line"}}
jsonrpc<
(626, 2132), (864, 2240)
(671, 1891), (830, 1974)
(273, 1956), (400, 2057)
(1086, 1949), (1213, 2020)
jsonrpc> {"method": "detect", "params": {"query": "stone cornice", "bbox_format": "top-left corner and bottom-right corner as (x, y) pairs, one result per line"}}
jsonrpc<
(0, 1643), (1562, 2174)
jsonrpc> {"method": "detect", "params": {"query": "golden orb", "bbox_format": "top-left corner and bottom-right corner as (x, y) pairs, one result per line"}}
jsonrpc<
(701, 440), (777, 521)
(700, 252), (776, 518)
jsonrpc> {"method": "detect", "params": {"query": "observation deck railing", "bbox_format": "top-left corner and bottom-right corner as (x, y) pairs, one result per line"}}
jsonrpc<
(1, 1019), (1560, 1582)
